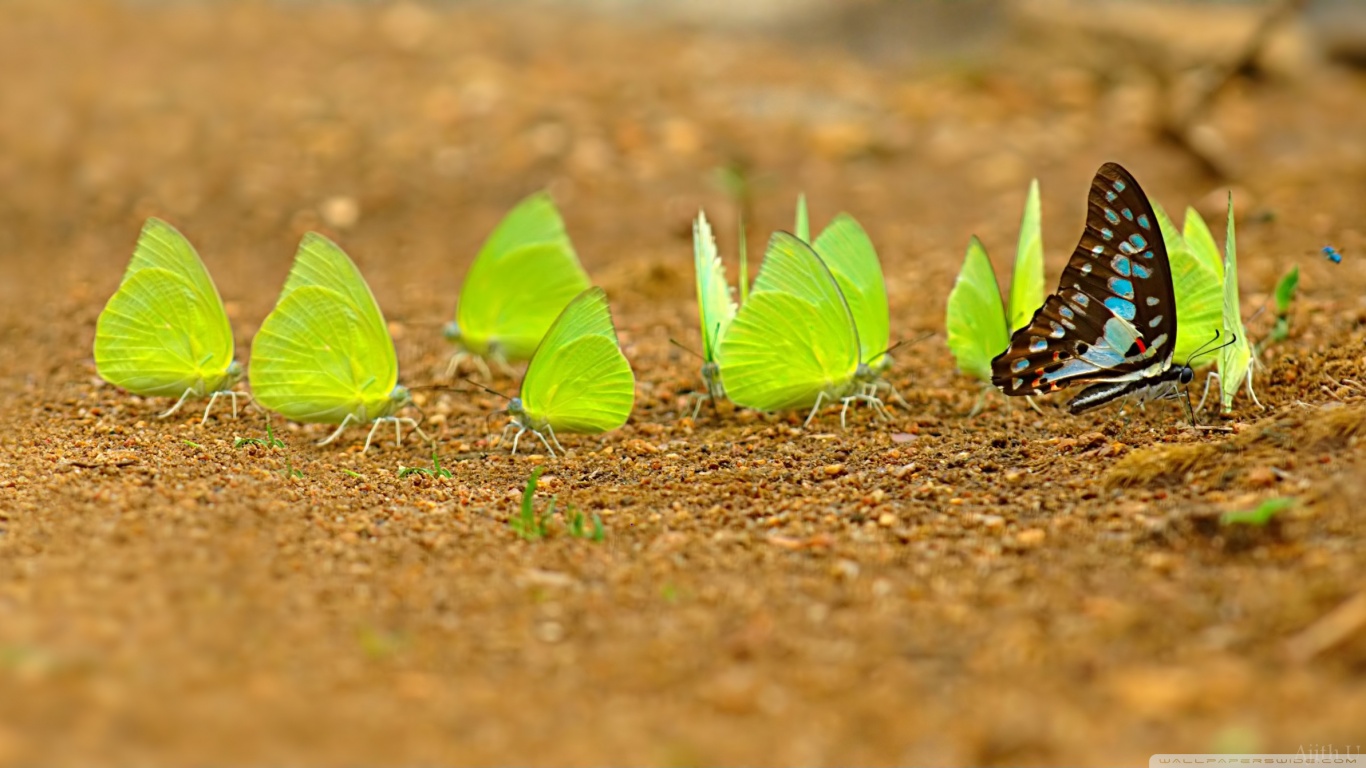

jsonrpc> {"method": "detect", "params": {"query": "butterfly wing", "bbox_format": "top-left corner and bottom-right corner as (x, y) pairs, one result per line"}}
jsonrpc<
(1219, 194), (1255, 413)
(455, 192), (589, 360)
(520, 287), (634, 433)
(694, 211), (736, 363)
(95, 269), (235, 397)
(795, 194), (810, 242)
(251, 236), (399, 424)
(991, 163), (1176, 395)
(1007, 179), (1045, 333)
(946, 236), (1009, 383)
(283, 233), (392, 343)
(1183, 207), (1224, 281)
(718, 232), (860, 411)
(250, 286), (399, 424)
(95, 220), (236, 397)
(814, 214), (890, 367)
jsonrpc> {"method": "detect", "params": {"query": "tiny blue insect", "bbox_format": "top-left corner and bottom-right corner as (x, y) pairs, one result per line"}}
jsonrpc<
(1322, 246), (1343, 264)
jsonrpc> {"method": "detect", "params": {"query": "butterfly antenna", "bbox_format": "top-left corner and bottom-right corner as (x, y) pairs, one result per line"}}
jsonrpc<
(867, 331), (934, 364)
(669, 338), (706, 362)
(463, 376), (512, 401)
(1186, 329), (1239, 371)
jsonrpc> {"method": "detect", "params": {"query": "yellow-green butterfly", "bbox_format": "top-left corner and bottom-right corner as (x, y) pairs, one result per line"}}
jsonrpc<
(1162, 197), (1259, 413)
(1150, 201), (1223, 367)
(691, 210), (737, 413)
(94, 218), (245, 423)
(251, 233), (428, 452)
(497, 287), (634, 456)
(796, 195), (895, 374)
(718, 231), (888, 428)
(945, 179), (1045, 387)
(445, 192), (591, 377)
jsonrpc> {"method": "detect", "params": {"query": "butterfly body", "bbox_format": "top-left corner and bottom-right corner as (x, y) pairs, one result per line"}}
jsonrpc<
(991, 163), (1185, 414)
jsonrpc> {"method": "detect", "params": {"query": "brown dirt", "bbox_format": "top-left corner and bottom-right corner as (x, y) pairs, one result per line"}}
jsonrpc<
(2, 2), (1365, 765)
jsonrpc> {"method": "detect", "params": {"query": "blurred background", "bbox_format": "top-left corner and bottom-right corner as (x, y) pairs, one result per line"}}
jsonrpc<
(1, 0), (1363, 357)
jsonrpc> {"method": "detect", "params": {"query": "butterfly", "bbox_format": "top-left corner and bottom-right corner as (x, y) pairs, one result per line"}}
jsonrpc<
(94, 218), (245, 424)
(718, 231), (888, 428)
(1323, 246), (1343, 264)
(946, 178), (1045, 384)
(444, 192), (591, 377)
(991, 163), (1195, 414)
(690, 210), (739, 413)
(250, 233), (428, 452)
(497, 287), (634, 456)
(1148, 201), (1222, 366)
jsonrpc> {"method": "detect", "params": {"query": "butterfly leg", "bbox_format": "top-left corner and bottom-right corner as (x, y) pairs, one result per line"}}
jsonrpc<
(511, 427), (529, 455)
(491, 421), (516, 450)
(1023, 396), (1044, 416)
(1246, 373), (1265, 410)
(804, 392), (831, 428)
(1196, 371), (1221, 413)
(318, 413), (358, 446)
(200, 391), (224, 425)
(362, 419), (386, 453)
(159, 388), (195, 419)
(532, 428), (559, 458)
(403, 419), (433, 444)
(544, 425), (566, 456)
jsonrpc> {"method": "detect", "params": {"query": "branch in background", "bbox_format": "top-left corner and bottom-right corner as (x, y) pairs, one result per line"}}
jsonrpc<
(1158, 0), (1309, 180)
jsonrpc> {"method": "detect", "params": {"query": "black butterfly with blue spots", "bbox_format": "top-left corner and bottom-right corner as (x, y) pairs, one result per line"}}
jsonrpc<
(991, 162), (1192, 414)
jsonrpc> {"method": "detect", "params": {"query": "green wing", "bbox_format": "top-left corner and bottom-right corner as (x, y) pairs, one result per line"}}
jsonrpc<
(1219, 194), (1254, 413)
(718, 232), (860, 412)
(1183, 207), (1224, 280)
(813, 214), (889, 367)
(694, 211), (736, 363)
(1170, 244), (1223, 365)
(455, 193), (590, 360)
(1152, 199), (1221, 363)
(95, 269), (235, 397)
(1006, 179), (1044, 333)
(477, 191), (571, 263)
(94, 219), (236, 397)
(795, 194), (810, 242)
(520, 287), (634, 434)
(1151, 200), (1185, 254)
(125, 218), (226, 314)
(250, 286), (401, 424)
(945, 236), (1009, 383)
(251, 235), (400, 424)
(282, 233), (390, 340)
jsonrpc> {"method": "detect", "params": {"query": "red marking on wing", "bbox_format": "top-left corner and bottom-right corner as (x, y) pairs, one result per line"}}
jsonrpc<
(1136, 338), (1148, 354)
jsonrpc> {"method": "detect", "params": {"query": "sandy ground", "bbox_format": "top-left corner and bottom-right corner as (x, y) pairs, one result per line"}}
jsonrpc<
(1, 2), (1365, 765)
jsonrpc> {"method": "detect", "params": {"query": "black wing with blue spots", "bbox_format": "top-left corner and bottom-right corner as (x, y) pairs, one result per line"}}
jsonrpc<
(991, 163), (1176, 397)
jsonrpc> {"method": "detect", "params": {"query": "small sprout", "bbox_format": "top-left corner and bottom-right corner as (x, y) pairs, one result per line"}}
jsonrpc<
(1261, 265), (1300, 353)
(357, 626), (405, 660)
(397, 451), (452, 479)
(182, 440), (204, 450)
(235, 422), (285, 449)
(1221, 497), (1295, 526)
(565, 506), (606, 542)
(340, 468), (363, 479)
(511, 466), (604, 542)
(281, 456), (304, 479)
(511, 466), (552, 540)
